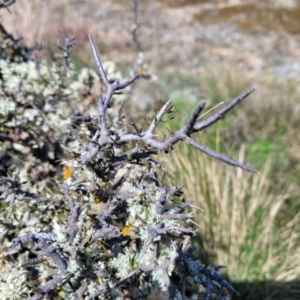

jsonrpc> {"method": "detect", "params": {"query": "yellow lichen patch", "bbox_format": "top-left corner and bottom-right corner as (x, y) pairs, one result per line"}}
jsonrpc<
(91, 187), (106, 204)
(58, 291), (65, 298)
(138, 193), (146, 200)
(122, 226), (132, 236)
(0, 257), (6, 273)
(150, 190), (156, 195)
(63, 166), (72, 180)
(93, 195), (104, 204)
(104, 157), (111, 163)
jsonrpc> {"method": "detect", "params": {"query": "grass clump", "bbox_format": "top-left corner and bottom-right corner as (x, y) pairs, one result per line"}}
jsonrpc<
(161, 143), (300, 299)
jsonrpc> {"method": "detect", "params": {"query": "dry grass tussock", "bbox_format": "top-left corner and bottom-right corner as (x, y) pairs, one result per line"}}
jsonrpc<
(197, 62), (300, 180)
(161, 143), (300, 292)
(0, 0), (52, 46)
(200, 62), (254, 106)
(0, 0), (104, 51)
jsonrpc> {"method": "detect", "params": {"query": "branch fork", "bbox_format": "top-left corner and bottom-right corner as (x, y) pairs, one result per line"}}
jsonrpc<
(82, 36), (255, 172)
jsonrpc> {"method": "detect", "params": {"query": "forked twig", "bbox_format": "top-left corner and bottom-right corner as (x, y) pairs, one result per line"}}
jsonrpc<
(131, 0), (142, 52)
(81, 36), (255, 172)
(0, 0), (15, 8)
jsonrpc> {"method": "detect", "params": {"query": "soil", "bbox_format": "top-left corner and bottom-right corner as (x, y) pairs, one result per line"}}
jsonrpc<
(88, 0), (300, 81)
(2, 0), (300, 87)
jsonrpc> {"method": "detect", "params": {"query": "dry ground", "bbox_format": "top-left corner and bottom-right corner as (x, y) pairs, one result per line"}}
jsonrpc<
(2, 0), (300, 82)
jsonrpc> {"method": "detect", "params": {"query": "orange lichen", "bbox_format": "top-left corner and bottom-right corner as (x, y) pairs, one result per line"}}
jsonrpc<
(138, 193), (146, 200)
(63, 166), (72, 180)
(93, 195), (104, 204)
(104, 157), (111, 163)
(122, 226), (132, 236)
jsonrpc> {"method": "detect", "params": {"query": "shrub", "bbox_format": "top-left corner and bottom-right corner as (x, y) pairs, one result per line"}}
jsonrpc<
(0, 2), (255, 299)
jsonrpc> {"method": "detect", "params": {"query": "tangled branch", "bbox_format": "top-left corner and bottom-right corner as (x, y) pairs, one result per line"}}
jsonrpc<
(0, 0), (15, 8)
(82, 36), (255, 172)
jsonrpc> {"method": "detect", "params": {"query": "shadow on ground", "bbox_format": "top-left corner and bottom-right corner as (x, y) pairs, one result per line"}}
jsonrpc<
(232, 281), (300, 300)
(192, 232), (300, 300)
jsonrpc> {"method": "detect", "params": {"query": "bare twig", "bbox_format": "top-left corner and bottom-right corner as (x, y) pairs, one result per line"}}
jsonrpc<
(0, 0), (15, 8)
(131, 0), (142, 52)
(81, 37), (140, 164)
(185, 136), (255, 171)
(57, 30), (76, 70)
(35, 240), (67, 273)
(60, 184), (82, 243)
(30, 272), (72, 300)
(82, 36), (255, 172)
(194, 88), (254, 131)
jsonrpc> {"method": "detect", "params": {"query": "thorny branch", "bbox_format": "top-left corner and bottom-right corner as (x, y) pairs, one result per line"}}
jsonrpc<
(88, 35), (139, 132)
(57, 30), (76, 70)
(60, 183), (84, 243)
(11, 232), (72, 300)
(0, 0), (15, 8)
(12, 233), (67, 273)
(176, 246), (238, 300)
(82, 37), (255, 172)
(131, 0), (142, 52)
(30, 272), (72, 300)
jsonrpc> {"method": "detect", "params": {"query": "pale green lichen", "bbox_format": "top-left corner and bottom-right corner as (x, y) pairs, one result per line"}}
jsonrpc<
(109, 249), (138, 278)
(0, 266), (29, 300)
(0, 97), (16, 115)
